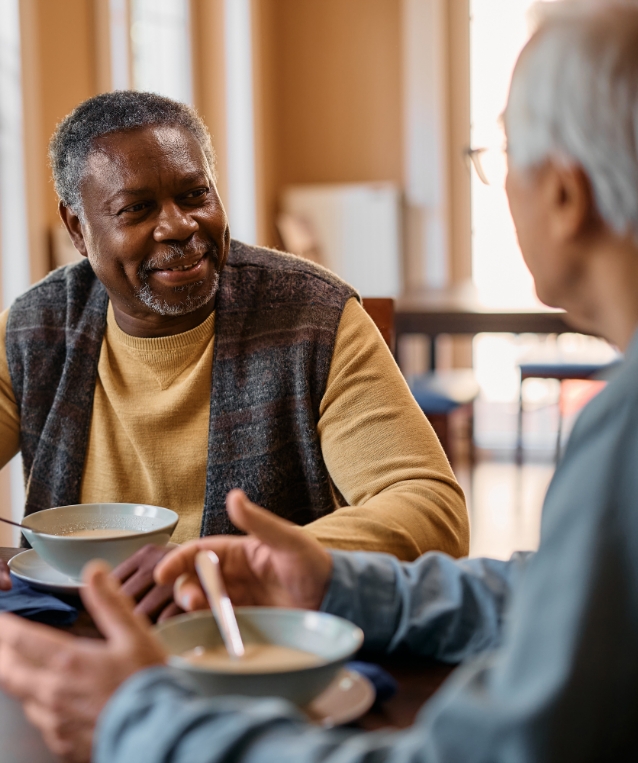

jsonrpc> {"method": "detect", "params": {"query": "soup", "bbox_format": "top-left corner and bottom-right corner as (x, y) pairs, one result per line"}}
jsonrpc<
(59, 528), (141, 538)
(181, 643), (323, 673)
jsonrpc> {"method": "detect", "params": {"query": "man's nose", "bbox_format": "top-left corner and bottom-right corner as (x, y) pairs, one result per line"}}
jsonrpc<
(153, 201), (198, 241)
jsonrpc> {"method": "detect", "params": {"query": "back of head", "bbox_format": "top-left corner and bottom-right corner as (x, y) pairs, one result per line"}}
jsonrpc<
(505, 0), (638, 240)
(49, 91), (215, 220)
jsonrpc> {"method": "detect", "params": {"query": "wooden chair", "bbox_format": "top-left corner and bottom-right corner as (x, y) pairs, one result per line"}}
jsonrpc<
(361, 298), (395, 354)
(362, 298), (477, 463)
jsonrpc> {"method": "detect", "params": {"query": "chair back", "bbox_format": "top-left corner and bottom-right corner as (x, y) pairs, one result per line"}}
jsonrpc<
(362, 298), (395, 354)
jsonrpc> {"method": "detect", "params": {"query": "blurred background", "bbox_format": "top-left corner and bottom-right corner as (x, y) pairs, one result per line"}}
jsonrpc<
(0, 0), (617, 553)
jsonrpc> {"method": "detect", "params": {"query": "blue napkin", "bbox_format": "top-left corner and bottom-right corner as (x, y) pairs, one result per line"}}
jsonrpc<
(0, 575), (78, 626)
(347, 660), (398, 702)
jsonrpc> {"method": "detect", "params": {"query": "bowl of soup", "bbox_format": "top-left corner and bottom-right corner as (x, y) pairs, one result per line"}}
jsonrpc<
(154, 608), (364, 706)
(20, 503), (179, 579)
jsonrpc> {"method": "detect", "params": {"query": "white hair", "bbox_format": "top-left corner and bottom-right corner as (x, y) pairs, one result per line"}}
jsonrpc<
(505, 0), (638, 238)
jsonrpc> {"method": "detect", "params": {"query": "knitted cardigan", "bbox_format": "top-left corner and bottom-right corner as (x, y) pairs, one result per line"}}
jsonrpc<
(6, 240), (358, 534)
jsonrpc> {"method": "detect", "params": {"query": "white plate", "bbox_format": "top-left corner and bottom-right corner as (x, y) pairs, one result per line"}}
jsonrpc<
(305, 668), (375, 727)
(8, 549), (82, 595)
(8, 542), (181, 597)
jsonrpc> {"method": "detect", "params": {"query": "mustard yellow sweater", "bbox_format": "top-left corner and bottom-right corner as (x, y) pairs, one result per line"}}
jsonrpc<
(0, 298), (468, 559)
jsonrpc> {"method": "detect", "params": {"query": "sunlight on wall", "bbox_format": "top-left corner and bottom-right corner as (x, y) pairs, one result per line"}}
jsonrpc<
(0, 0), (28, 537)
(131, 0), (193, 104)
(470, 0), (541, 309)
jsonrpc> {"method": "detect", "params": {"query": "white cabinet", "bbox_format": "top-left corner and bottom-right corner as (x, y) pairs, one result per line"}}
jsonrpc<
(280, 182), (402, 298)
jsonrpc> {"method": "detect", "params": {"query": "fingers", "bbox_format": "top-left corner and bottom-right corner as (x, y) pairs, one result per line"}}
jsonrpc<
(0, 560), (11, 590)
(156, 601), (184, 623)
(0, 613), (70, 669)
(173, 572), (208, 611)
(22, 701), (77, 761)
(131, 583), (175, 623)
(226, 490), (302, 551)
(0, 649), (48, 703)
(110, 544), (171, 588)
(109, 545), (175, 623)
(80, 561), (149, 643)
(118, 568), (155, 601)
(154, 537), (237, 585)
(110, 549), (143, 583)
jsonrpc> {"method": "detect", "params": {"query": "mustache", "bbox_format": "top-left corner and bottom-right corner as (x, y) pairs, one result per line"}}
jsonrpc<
(139, 240), (216, 276)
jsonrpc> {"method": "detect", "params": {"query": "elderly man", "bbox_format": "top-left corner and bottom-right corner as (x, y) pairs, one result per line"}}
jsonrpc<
(0, 91), (468, 607)
(5, 0), (638, 760)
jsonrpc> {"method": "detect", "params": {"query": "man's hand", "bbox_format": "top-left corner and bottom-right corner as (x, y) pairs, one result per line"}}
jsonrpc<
(0, 560), (166, 763)
(0, 560), (11, 591)
(111, 544), (183, 622)
(156, 489), (334, 612)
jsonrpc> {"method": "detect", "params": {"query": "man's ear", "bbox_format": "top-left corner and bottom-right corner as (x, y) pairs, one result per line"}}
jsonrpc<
(58, 202), (88, 258)
(546, 163), (597, 244)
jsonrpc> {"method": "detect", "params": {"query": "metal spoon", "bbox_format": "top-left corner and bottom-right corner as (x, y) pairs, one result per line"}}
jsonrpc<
(0, 515), (46, 535)
(195, 550), (245, 659)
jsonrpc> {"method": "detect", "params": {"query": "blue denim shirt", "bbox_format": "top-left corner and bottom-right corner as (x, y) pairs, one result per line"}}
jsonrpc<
(95, 334), (638, 763)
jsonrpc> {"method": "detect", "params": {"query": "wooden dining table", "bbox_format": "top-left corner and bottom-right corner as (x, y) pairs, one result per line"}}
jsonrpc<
(1, 546), (456, 738)
(396, 282), (579, 370)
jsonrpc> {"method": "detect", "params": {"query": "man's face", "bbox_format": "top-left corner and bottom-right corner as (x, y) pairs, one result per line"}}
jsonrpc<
(69, 125), (229, 328)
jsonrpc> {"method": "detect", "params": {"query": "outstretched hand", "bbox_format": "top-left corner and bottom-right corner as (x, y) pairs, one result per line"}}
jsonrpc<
(111, 544), (183, 622)
(0, 560), (11, 591)
(0, 560), (166, 762)
(155, 489), (334, 613)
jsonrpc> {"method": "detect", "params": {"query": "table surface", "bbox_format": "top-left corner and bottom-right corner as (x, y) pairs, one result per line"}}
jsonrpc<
(1, 547), (455, 732)
(396, 282), (575, 337)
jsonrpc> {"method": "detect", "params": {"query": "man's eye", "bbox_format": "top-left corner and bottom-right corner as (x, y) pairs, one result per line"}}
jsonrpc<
(121, 202), (151, 214)
(184, 188), (209, 200)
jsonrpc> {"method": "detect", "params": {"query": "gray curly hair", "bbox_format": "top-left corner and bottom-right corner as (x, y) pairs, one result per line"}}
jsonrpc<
(49, 90), (216, 220)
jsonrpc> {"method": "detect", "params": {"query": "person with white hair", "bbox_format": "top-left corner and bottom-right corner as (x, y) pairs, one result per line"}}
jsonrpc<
(2, 1), (638, 760)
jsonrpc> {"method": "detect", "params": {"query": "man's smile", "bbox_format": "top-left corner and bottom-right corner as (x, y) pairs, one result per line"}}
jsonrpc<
(147, 253), (209, 286)
(139, 241), (217, 291)
(163, 256), (204, 272)
(134, 239), (220, 316)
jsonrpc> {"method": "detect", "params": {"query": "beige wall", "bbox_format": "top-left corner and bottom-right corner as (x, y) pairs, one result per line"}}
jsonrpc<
(447, 0), (471, 285)
(191, 0), (230, 210)
(446, 0), (472, 367)
(253, 0), (471, 291)
(20, 0), (100, 282)
(254, 0), (404, 247)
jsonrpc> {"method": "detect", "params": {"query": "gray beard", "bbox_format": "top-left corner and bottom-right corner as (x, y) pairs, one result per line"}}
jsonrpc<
(134, 270), (220, 316)
(135, 242), (219, 316)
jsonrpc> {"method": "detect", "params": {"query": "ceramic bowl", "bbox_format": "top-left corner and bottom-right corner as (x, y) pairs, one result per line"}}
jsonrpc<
(154, 608), (364, 706)
(20, 503), (179, 580)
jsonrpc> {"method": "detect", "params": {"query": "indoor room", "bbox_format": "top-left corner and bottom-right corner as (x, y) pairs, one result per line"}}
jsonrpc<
(0, 1), (635, 761)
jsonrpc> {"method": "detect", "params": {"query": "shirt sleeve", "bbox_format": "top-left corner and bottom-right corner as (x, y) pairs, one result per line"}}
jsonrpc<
(320, 549), (532, 660)
(0, 308), (20, 470)
(303, 298), (468, 561)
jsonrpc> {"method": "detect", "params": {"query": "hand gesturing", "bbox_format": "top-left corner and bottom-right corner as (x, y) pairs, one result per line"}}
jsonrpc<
(155, 489), (334, 613)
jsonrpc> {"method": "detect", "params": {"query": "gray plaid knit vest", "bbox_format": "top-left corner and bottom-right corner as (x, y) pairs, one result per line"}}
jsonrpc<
(6, 240), (357, 534)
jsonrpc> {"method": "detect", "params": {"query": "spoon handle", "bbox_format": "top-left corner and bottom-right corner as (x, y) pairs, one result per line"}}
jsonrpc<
(195, 551), (245, 659)
(0, 515), (27, 531)
(0, 515), (46, 536)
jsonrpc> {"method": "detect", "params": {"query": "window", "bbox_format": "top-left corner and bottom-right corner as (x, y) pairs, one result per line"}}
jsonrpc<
(130, 0), (193, 104)
(470, 0), (541, 308)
